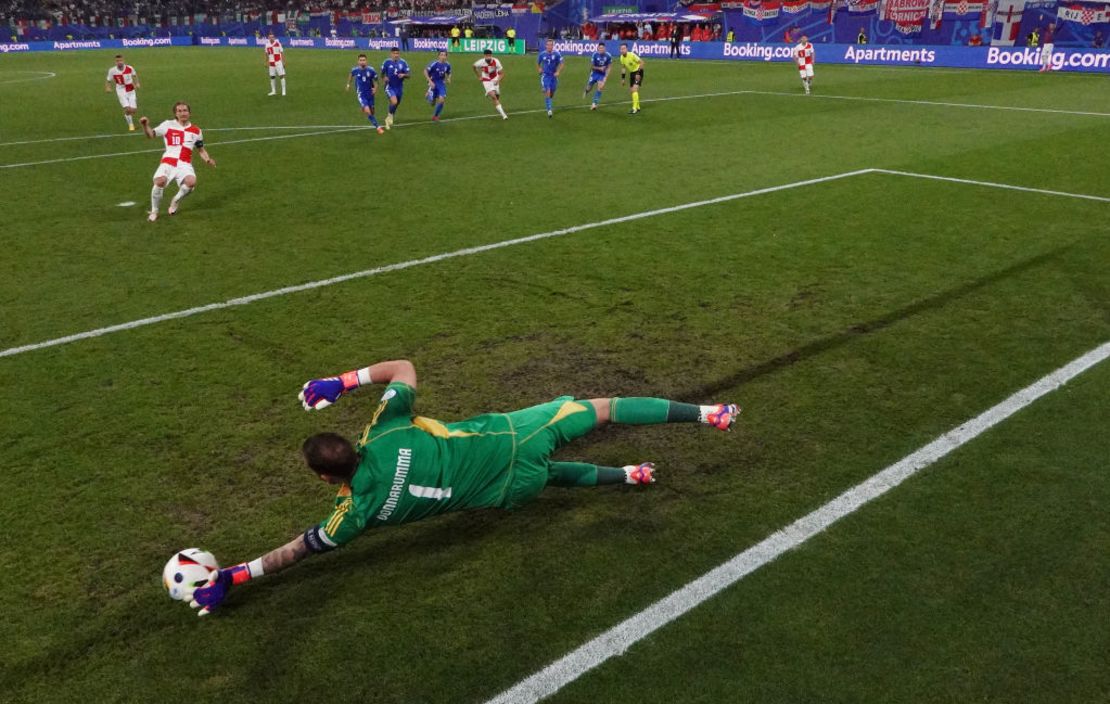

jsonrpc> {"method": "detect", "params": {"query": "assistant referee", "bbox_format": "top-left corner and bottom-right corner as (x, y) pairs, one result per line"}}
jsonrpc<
(618, 43), (644, 114)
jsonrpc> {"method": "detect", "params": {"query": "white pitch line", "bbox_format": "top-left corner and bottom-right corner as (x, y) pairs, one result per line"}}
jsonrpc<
(740, 89), (1110, 117)
(0, 70), (56, 85)
(0, 169), (872, 359)
(0, 124), (364, 169)
(484, 338), (1110, 704)
(0, 90), (753, 170)
(874, 169), (1110, 203)
(0, 125), (358, 148)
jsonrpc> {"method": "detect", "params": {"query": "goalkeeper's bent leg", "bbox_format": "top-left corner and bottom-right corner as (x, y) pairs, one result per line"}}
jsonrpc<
(588, 398), (739, 430)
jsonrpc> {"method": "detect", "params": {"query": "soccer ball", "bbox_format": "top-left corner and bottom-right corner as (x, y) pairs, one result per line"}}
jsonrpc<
(162, 548), (220, 601)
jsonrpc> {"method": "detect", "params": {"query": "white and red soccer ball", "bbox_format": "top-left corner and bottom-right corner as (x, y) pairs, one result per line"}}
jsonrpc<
(162, 548), (219, 601)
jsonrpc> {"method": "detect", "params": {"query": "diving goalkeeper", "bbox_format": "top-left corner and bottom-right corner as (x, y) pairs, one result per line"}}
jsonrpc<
(189, 359), (739, 615)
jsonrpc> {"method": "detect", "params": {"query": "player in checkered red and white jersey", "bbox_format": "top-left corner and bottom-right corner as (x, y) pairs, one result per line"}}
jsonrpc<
(472, 49), (509, 120)
(139, 102), (216, 222)
(794, 35), (815, 95)
(265, 32), (286, 96)
(104, 54), (141, 131)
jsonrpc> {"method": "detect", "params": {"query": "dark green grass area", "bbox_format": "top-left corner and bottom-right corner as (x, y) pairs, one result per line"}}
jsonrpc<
(551, 360), (1110, 704)
(1, 47), (1108, 703)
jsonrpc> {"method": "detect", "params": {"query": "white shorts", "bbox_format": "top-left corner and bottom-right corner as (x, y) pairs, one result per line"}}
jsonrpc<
(116, 89), (137, 109)
(1040, 43), (1054, 63)
(153, 161), (196, 187)
(268, 61), (285, 77)
(797, 64), (814, 78)
(481, 80), (500, 96)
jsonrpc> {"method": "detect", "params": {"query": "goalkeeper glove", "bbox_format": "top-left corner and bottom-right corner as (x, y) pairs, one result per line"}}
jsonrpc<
(189, 562), (254, 617)
(299, 368), (372, 410)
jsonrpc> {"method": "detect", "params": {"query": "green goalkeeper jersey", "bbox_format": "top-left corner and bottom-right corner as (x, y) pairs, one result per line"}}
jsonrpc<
(306, 382), (519, 551)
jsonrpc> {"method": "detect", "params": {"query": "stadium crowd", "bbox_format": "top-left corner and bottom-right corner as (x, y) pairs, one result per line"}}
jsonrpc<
(579, 20), (721, 42)
(1, 0), (470, 25)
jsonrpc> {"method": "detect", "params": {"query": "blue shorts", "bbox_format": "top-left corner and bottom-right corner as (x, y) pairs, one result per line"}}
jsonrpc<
(541, 74), (558, 94)
(430, 80), (447, 100)
(385, 84), (404, 101)
(589, 71), (606, 85)
(357, 92), (374, 109)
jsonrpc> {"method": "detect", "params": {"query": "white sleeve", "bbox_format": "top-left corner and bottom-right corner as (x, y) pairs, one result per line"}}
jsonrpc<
(153, 120), (170, 137)
(106, 68), (114, 81)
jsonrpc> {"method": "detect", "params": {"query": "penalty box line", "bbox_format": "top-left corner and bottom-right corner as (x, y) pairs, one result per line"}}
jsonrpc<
(0, 169), (873, 359)
(482, 338), (1110, 704)
(2, 168), (1106, 360)
(2, 168), (1105, 360)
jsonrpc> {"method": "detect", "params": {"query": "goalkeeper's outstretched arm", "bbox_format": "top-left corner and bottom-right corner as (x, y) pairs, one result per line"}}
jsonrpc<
(299, 359), (417, 410)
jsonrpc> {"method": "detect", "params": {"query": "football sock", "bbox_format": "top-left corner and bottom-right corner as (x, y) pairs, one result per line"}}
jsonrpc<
(367, 113), (379, 127)
(125, 114), (134, 127)
(171, 184), (192, 206)
(632, 91), (640, 110)
(545, 97), (552, 111)
(547, 462), (626, 487)
(150, 185), (163, 212)
(496, 104), (507, 118)
(269, 78), (276, 92)
(434, 102), (444, 117)
(388, 103), (397, 115)
(280, 77), (286, 94)
(594, 90), (602, 104)
(610, 398), (703, 425)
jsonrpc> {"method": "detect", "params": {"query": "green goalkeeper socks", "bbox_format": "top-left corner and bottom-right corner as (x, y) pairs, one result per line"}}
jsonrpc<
(610, 397), (702, 425)
(547, 462), (627, 487)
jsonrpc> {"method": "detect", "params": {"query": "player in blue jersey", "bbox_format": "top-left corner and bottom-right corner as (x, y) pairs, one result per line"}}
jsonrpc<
(536, 38), (563, 118)
(583, 42), (613, 111)
(345, 54), (384, 134)
(423, 50), (452, 122)
(381, 47), (410, 130)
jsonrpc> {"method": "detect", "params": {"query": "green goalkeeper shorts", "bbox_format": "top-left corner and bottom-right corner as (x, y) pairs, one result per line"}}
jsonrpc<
(501, 396), (598, 509)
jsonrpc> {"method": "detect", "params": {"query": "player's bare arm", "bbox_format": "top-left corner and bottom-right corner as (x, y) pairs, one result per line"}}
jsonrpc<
(260, 533), (312, 573)
(197, 146), (216, 168)
(139, 116), (154, 138)
(299, 358), (418, 411)
(104, 80), (112, 93)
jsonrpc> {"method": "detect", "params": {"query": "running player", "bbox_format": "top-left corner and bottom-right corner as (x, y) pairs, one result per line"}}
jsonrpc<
(472, 49), (509, 120)
(794, 34), (814, 94)
(537, 38), (563, 117)
(139, 102), (216, 222)
(618, 44), (644, 114)
(105, 55), (140, 131)
(583, 41), (613, 111)
(381, 47), (411, 130)
(424, 50), (452, 122)
(264, 32), (286, 96)
(346, 54), (384, 134)
(1039, 22), (1056, 72)
(187, 359), (740, 615)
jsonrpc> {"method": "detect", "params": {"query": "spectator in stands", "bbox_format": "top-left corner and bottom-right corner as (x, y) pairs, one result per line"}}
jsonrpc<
(1093, 31), (1103, 48)
(968, 32), (982, 46)
(857, 28), (867, 44)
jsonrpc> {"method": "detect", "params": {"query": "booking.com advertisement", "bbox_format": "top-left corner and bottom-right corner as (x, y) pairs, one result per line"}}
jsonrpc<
(547, 38), (1110, 73)
(1, 35), (1107, 73)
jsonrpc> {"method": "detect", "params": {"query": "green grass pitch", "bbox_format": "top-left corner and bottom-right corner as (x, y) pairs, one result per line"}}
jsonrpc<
(1, 47), (1109, 703)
